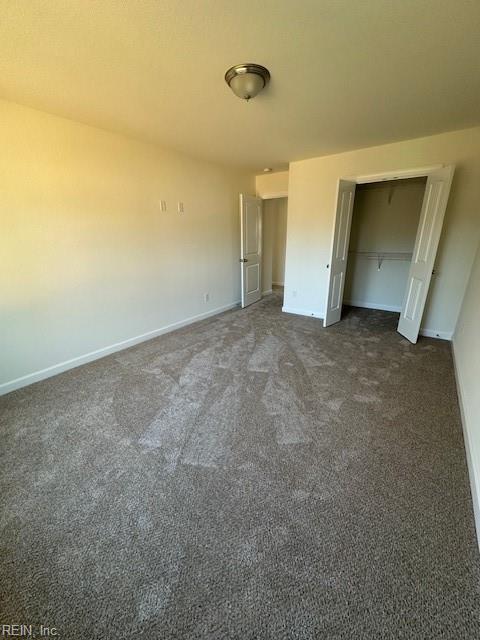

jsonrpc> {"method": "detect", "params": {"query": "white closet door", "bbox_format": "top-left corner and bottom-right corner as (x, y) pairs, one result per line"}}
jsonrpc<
(240, 194), (263, 308)
(324, 180), (356, 327)
(397, 165), (455, 343)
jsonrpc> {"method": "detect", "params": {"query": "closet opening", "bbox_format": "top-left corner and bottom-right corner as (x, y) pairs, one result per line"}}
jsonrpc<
(344, 177), (426, 314)
(324, 165), (454, 342)
(262, 196), (288, 305)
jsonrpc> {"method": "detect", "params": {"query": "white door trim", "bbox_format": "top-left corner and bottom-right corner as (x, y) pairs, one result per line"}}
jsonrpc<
(258, 191), (289, 199)
(350, 165), (444, 185)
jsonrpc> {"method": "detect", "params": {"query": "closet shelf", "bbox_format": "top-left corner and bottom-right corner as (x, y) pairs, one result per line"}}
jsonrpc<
(349, 251), (413, 270)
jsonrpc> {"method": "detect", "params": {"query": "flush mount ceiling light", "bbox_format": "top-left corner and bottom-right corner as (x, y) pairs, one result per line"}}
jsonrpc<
(225, 63), (270, 101)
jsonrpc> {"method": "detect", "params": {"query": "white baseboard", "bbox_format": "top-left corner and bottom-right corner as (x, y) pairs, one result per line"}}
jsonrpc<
(452, 340), (480, 551)
(262, 289), (273, 296)
(282, 305), (323, 319)
(0, 300), (241, 396)
(344, 299), (402, 313)
(419, 328), (453, 341)
(272, 281), (284, 287)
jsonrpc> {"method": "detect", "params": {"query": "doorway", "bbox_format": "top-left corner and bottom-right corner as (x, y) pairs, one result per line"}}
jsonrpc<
(344, 177), (426, 313)
(262, 197), (288, 304)
(324, 165), (454, 343)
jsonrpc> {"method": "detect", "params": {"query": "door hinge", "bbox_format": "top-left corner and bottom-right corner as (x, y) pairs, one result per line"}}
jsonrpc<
(239, 258), (248, 263)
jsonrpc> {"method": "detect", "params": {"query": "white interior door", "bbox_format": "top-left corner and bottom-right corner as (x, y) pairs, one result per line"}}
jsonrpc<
(324, 180), (356, 326)
(397, 165), (455, 343)
(240, 194), (262, 308)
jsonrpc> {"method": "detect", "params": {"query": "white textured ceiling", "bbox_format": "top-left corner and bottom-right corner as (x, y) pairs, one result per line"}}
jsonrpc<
(1, 0), (479, 171)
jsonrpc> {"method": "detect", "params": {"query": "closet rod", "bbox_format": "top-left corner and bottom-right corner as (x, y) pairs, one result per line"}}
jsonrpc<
(349, 251), (412, 259)
(349, 251), (413, 270)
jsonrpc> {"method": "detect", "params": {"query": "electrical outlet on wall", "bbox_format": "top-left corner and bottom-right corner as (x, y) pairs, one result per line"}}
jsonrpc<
(159, 200), (167, 212)
(203, 293), (209, 303)
(178, 201), (184, 214)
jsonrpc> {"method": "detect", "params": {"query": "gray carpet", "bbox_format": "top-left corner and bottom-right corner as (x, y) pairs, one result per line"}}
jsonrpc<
(1, 291), (479, 639)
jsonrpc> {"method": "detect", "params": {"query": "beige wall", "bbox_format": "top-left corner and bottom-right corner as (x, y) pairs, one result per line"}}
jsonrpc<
(453, 241), (480, 544)
(344, 178), (425, 311)
(272, 198), (288, 285)
(262, 200), (275, 294)
(0, 99), (253, 392)
(256, 171), (289, 199)
(285, 127), (480, 337)
(262, 197), (288, 292)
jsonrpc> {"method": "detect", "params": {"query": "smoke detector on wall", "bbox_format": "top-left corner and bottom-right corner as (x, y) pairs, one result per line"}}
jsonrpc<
(225, 63), (271, 101)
